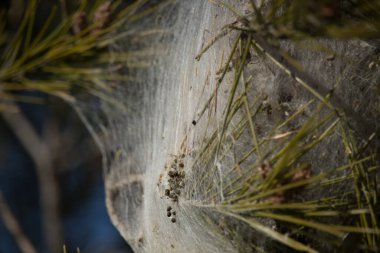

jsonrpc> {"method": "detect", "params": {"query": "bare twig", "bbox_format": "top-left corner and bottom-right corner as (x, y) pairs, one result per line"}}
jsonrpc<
(0, 192), (37, 253)
(2, 106), (62, 253)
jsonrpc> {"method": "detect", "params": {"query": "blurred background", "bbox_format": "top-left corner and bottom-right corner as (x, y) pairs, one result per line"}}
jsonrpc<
(0, 0), (133, 252)
(0, 94), (132, 253)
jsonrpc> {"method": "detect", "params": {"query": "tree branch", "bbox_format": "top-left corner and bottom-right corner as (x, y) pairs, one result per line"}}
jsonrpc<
(2, 107), (63, 253)
(0, 192), (37, 253)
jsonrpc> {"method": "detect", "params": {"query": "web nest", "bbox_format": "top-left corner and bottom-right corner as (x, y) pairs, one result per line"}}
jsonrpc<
(85, 1), (380, 252)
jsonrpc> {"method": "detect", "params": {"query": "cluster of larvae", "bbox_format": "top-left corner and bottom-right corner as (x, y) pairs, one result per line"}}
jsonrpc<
(164, 154), (186, 202)
(166, 206), (176, 223)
